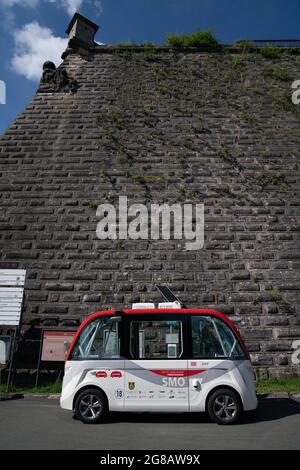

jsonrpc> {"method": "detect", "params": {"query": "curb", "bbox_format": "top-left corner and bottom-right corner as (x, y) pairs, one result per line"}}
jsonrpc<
(259, 392), (289, 399)
(0, 393), (61, 400)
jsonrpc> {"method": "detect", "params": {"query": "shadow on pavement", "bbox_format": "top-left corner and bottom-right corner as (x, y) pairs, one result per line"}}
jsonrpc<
(241, 397), (300, 424)
(102, 397), (300, 425)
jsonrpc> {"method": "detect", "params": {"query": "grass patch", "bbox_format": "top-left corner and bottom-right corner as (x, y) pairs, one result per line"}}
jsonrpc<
(0, 383), (62, 394)
(255, 378), (300, 394)
(166, 29), (220, 49)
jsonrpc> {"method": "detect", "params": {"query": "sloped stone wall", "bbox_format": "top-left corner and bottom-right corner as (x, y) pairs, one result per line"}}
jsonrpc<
(0, 45), (299, 378)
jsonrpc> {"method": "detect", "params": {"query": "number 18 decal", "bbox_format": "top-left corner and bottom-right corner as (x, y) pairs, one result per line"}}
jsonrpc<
(115, 389), (124, 399)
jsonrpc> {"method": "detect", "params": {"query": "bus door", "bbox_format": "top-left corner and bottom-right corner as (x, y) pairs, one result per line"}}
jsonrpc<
(188, 315), (246, 411)
(68, 315), (126, 411)
(124, 314), (189, 412)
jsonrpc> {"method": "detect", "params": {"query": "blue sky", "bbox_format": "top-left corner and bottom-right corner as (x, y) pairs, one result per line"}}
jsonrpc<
(0, 0), (299, 135)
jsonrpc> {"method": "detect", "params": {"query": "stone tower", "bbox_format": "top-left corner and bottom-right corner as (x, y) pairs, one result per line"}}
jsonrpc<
(0, 14), (299, 379)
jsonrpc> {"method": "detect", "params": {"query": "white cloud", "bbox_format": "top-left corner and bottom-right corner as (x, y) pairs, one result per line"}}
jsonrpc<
(0, 0), (39, 28)
(62, 0), (84, 16)
(47, 0), (83, 16)
(1, 0), (39, 6)
(51, 0), (103, 17)
(4, 0), (103, 80)
(1, 0), (83, 17)
(11, 22), (67, 81)
(1, 0), (103, 17)
(93, 0), (103, 16)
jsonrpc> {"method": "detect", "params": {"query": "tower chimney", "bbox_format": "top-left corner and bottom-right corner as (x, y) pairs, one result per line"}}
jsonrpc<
(66, 13), (99, 49)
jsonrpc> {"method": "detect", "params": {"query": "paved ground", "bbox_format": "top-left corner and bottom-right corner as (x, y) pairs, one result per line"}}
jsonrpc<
(0, 397), (299, 450)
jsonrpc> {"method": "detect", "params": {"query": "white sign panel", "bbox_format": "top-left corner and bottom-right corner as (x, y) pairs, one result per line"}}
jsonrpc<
(0, 270), (26, 286)
(0, 270), (26, 326)
(0, 336), (12, 365)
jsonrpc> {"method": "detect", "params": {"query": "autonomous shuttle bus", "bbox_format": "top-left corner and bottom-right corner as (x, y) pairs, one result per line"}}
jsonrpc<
(60, 304), (257, 425)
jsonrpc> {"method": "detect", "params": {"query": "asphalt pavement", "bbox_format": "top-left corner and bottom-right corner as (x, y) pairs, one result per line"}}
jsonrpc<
(0, 396), (299, 450)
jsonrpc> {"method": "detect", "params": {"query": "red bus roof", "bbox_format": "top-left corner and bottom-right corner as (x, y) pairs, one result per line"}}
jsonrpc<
(65, 308), (250, 361)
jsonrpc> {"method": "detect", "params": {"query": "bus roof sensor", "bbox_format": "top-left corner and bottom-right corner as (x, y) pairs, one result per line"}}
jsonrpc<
(158, 301), (181, 309)
(132, 303), (155, 309)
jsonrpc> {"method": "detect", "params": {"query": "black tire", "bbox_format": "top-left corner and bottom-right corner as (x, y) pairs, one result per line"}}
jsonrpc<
(75, 388), (107, 424)
(207, 388), (242, 425)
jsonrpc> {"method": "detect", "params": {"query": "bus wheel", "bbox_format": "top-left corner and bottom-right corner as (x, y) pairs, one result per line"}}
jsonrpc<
(75, 388), (107, 424)
(207, 389), (242, 425)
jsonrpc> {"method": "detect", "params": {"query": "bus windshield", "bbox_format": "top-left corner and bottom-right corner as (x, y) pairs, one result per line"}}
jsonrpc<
(69, 316), (121, 360)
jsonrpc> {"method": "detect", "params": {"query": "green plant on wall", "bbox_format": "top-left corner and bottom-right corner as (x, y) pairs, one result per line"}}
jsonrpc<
(262, 65), (292, 81)
(216, 142), (230, 160)
(117, 151), (130, 164)
(254, 170), (288, 188)
(99, 168), (107, 178)
(253, 289), (290, 313)
(240, 103), (259, 127)
(132, 173), (145, 184)
(176, 185), (186, 200)
(88, 201), (99, 209)
(234, 39), (255, 53)
(192, 121), (204, 133)
(227, 55), (247, 71)
(166, 29), (220, 49)
(271, 91), (300, 116)
(115, 240), (124, 250)
(142, 42), (157, 61)
(260, 46), (281, 59)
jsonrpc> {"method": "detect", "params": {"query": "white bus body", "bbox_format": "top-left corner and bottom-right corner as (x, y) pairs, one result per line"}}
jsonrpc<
(60, 308), (257, 425)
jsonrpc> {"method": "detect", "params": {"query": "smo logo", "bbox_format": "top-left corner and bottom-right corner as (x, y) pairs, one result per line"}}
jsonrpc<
(0, 80), (6, 105)
(162, 377), (186, 387)
(291, 340), (300, 365)
(292, 80), (300, 105)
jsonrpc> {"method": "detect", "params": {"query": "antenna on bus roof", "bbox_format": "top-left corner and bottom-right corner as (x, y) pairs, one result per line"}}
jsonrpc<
(155, 285), (186, 308)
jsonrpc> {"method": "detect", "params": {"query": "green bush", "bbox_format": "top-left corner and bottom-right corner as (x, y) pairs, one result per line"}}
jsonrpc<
(166, 29), (219, 49)
(260, 46), (281, 59)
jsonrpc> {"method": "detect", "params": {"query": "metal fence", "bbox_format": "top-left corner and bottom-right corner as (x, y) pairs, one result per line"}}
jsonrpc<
(252, 39), (300, 47)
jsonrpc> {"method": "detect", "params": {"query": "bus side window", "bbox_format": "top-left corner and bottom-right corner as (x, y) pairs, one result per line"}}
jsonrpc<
(129, 319), (183, 359)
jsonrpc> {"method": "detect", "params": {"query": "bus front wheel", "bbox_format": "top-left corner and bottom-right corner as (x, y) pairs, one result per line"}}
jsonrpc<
(75, 388), (108, 424)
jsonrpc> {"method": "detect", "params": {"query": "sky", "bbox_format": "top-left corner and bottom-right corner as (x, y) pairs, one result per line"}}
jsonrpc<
(0, 0), (300, 135)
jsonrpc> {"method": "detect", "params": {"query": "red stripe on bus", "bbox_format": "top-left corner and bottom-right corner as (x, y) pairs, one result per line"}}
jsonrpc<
(150, 369), (206, 377)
